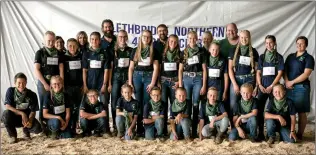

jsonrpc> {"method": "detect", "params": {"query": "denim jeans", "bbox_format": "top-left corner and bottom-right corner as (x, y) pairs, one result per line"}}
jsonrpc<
(207, 78), (223, 100)
(37, 80), (50, 122)
(201, 117), (229, 137)
(257, 89), (273, 133)
(65, 85), (83, 133)
(47, 118), (73, 138)
(161, 79), (176, 135)
(229, 76), (255, 125)
(115, 116), (135, 140)
(286, 84), (310, 113)
(80, 117), (106, 134)
(266, 119), (295, 143)
(111, 72), (128, 130)
(228, 116), (257, 140)
(133, 71), (153, 134)
(183, 74), (202, 137)
(98, 91), (110, 133)
(170, 118), (191, 140)
(144, 118), (164, 140)
(1, 110), (42, 137)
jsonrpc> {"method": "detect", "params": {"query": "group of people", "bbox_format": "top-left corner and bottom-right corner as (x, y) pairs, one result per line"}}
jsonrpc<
(2, 19), (314, 145)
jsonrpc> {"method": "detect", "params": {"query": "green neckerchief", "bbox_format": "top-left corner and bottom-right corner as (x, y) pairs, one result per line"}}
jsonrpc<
(205, 101), (219, 116)
(273, 97), (287, 112)
(89, 47), (101, 54)
(240, 45), (249, 56)
(52, 91), (64, 105)
(64, 50), (79, 57)
(45, 47), (58, 56)
(240, 98), (253, 113)
(149, 99), (162, 113)
(187, 45), (199, 57)
(264, 50), (275, 63)
(171, 99), (186, 113)
(14, 88), (27, 105)
(166, 49), (177, 62)
(141, 46), (150, 59)
(209, 55), (219, 67)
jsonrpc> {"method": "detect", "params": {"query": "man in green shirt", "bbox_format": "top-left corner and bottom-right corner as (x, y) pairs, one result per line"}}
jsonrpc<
(219, 23), (239, 59)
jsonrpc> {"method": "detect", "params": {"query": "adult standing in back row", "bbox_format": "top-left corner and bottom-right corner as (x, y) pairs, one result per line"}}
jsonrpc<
(219, 23), (239, 59)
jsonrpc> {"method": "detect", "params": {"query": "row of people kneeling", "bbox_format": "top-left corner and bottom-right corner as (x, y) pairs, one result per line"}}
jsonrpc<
(2, 73), (296, 144)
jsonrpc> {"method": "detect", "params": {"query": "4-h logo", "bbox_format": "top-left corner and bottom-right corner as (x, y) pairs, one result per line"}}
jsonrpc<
(218, 60), (223, 67)
(100, 54), (105, 60)
(132, 103), (136, 110)
(299, 56), (305, 62)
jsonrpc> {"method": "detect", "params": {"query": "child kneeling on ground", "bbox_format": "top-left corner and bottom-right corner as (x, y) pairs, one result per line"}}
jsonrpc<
(115, 84), (139, 140)
(199, 87), (229, 144)
(79, 89), (107, 137)
(229, 83), (259, 142)
(143, 87), (165, 140)
(265, 84), (297, 144)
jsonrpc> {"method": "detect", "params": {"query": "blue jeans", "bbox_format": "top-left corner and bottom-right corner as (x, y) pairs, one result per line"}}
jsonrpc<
(266, 119), (295, 143)
(80, 117), (106, 134)
(257, 89), (273, 133)
(207, 78), (223, 100)
(111, 72), (128, 129)
(97, 91), (110, 133)
(115, 116), (135, 140)
(170, 118), (191, 140)
(133, 71), (153, 134)
(229, 76), (255, 125)
(229, 116), (257, 140)
(183, 74), (202, 137)
(286, 84), (310, 113)
(161, 79), (176, 134)
(144, 118), (164, 140)
(65, 85), (83, 133)
(47, 118), (73, 139)
(202, 117), (229, 138)
(37, 80), (49, 122)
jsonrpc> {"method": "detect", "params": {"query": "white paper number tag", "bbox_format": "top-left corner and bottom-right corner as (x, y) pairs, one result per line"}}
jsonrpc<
(208, 68), (220, 77)
(208, 115), (216, 122)
(239, 56), (251, 66)
(164, 62), (177, 71)
(16, 103), (29, 110)
(150, 111), (159, 116)
(138, 57), (151, 66)
(54, 105), (65, 114)
(118, 58), (129, 67)
(68, 61), (81, 70)
(262, 67), (275, 76)
(90, 60), (102, 68)
(47, 57), (58, 65)
(187, 55), (199, 65)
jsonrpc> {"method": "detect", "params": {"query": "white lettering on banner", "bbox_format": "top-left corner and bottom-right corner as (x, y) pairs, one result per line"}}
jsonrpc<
(187, 55), (199, 65)
(47, 57), (58, 65)
(208, 68), (220, 77)
(90, 60), (102, 68)
(54, 105), (65, 114)
(239, 56), (251, 66)
(164, 62), (177, 71)
(263, 67), (275, 76)
(68, 61), (81, 70)
(138, 57), (150, 66)
(118, 58), (129, 67)
(150, 111), (159, 116)
(208, 115), (216, 122)
(16, 103), (29, 110)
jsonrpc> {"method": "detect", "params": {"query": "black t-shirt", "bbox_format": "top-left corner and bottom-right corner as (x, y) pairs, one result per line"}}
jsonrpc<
(181, 47), (207, 72)
(63, 52), (83, 87)
(80, 99), (104, 114)
(160, 51), (182, 78)
(143, 101), (165, 119)
(153, 39), (167, 64)
(198, 102), (226, 124)
(265, 98), (296, 126)
(116, 97), (140, 116)
(232, 98), (258, 116)
(43, 92), (70, 118)
(34, 47), (64, 84)
(112, 46), (133, 73)
(130, 47), (159, 72)
(228, 47), (259, 76)
(4, 87), (39, 115)
(169, 100), (192, 119)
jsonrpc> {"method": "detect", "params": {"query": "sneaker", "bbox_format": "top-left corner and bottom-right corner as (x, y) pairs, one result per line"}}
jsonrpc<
(50, 131), (58, 139)
(267, 137), (275, 144)
(117, 132), (124, 139)
(112, 128), (118, 137)
(9, 137), (17, 144)
(215, 132), (224, 144)
(157, 136), (165, 142)
(250, 137), (260, 143)
(185, 137), (193, 142)
(102, 132), (112, 138)
(210, 130), (216, 139)
(23, 132), (31, 141)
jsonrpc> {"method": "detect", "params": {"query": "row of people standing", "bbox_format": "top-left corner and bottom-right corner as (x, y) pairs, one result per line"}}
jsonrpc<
(6, 20), (313, 142)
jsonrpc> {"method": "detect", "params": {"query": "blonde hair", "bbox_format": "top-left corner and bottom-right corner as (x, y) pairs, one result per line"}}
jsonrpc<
(121, 83), (134, 93)
(208, 87), (218, 92)
(163, 34), (180, 62)
(44, 31), (55, 38)
(50, 75), (64, 101)
(272, 84), (286, 92)
(114, 30), (129, 58)
(133, 30), (154, 63)
(183, 31), (198, 62)
(240, 83), (254, 92)
(86, 89), (99, 96)
(232, 30), (254, 73)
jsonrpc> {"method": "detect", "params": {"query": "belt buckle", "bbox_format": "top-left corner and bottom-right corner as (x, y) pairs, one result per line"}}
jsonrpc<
(189, 72), (196, 77)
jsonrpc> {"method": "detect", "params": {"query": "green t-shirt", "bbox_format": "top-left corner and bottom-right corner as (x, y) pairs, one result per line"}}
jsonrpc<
(219, 38), (237, 59)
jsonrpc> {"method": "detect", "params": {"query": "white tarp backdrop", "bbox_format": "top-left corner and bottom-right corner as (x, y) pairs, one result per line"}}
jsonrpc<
(1, 1), (315, 121)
